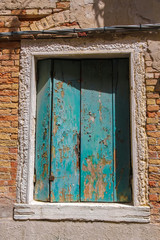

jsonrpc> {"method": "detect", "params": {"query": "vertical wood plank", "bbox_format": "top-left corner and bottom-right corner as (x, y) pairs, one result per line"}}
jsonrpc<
(35, 59), (52, 201)
(113, 58), (132, 202)
(50, 60), (80, 202)
(81, 59), (114, 202)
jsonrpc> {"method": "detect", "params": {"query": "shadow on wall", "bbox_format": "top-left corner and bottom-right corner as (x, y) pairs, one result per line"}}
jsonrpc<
(92, 0), (160, 27)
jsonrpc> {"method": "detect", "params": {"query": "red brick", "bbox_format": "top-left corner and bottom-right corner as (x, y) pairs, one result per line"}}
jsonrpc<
(0, 122), (10, 128)
(11, 162), (17, 168)
(149, 166), (160, 173)
(150, 208), (160, 215)
(0, 90), (18, 96)
(146, 79), (157, 85)
(149, 194), (158, 201)
(1, 60), (14, 66)
(147, 132), (160, 138)
(9, 186), (16, 192)
(10, 54), (19, 60)
(147, 105), (159, 112)
(147, 118), (158, 124)
(150, 202), (160, 208)
(147, 112), (156, 117)
(149, 174), (160, 180)
(0, 42), (20, 48)
(0, 55), (10, 60)
(0, 97), (11, 102)
(146, 125), (156, 131)
(11, 134), (18, 140)
(7, 180), (16, 186)
(155, 73), (160, 78)
(0, 154), (17, 160)
(148, 151), (158, 158)
(148, 138), (157, 145)
(149, 180), (157, 187)
(11, 10), (26, 15)
(0, 116), (18, 121)
(149, 188), (160, 194)
(56, 2), (70, 9)
(149, 145), (157, 151)
(0, 66), (19, 72)
(11, 121), (18, 128)
(147, 93), (159, 99)
(157, 99), (160, 105)
(0, 73), (11, 78)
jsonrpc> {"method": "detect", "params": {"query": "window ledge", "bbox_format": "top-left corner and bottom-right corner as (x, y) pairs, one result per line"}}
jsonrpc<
(14, 202), (150, 223)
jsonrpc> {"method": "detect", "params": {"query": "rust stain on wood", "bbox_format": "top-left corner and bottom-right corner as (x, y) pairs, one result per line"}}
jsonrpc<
(42, 151), (47, 160)
(42, 163), (48, 178)
(82, 156), (110, 201)
(56, 82), (63, 89)
(52, 146), (56, 159)
(53, 112), (58, 136)
(59, 188), (66, 202)
(61, 90), (64, 98)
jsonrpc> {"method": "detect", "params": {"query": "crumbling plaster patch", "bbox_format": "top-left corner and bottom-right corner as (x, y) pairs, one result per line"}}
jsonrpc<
(0, 0), (56, 10)
(17, 37), (148, 206)
(1, 1), (160, 26)
(148, 40), (160, 71)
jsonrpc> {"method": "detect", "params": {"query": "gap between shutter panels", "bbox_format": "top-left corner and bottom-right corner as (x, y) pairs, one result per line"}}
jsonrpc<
(49, 59), (54, 202)
(35, 58), (132, 203)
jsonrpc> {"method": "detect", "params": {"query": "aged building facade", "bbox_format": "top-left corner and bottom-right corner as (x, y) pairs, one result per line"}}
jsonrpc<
(0, 1), (160, 239)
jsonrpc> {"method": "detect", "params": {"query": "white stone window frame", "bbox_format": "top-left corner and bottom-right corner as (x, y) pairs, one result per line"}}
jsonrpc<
(14, 39), (150, 223)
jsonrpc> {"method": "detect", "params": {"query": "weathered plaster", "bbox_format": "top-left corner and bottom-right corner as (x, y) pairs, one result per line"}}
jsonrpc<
(148, 40), (160, 71)
(17, 37), (148, 212)
(0, 0), (56, 10)
(70, 0), (160, 28)
(1, 1), (160, 26)
(0, 220), (160, 240)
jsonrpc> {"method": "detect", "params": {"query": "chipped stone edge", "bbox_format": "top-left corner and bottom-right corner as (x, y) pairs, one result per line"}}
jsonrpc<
(14, 202), (150, 223)
(17, 39), (148, 218)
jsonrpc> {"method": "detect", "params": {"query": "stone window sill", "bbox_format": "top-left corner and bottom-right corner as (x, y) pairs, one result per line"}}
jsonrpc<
(14, 202), (150, 223)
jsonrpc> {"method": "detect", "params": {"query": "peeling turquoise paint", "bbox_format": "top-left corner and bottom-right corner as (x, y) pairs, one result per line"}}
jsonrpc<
(35, 58), (131, 203)
(50, 60), (80, 202)
(81, 60), (114, 202)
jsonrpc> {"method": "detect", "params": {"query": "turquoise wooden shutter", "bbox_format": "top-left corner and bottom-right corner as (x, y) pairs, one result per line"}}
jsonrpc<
(81, 59), (114, 202)
(35, 58), (131, 203)
(113, 59), (131, 202)
(35, 59), (52, 201)
(50, 60), (80, 202)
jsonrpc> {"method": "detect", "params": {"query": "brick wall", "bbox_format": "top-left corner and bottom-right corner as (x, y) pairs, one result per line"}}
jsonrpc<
(0, 2), (72, 206)
(0, 2), (79, 34)
(146, 51), (160, 223)
(0, 42), (20, 204)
